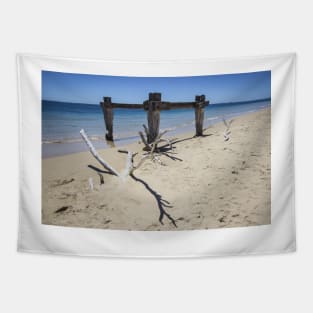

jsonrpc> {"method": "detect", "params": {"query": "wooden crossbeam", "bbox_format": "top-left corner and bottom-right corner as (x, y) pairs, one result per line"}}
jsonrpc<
(111, 103), (143, 109)
(100, 101), (209, 110)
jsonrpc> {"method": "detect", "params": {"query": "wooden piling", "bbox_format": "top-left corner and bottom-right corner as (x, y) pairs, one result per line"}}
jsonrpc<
(100, 97), (114, 141)
(194, 95), (206, 136)
(145, 93), (161, 143)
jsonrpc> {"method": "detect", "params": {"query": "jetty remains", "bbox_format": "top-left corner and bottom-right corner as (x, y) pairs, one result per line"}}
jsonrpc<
(100, 92), (209, 143)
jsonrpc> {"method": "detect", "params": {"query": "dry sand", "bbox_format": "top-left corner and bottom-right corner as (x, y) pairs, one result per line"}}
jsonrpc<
(42, 108), (271, 231)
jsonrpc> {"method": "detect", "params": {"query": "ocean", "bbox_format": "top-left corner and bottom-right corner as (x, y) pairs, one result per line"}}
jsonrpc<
(42, 99), (271, 158)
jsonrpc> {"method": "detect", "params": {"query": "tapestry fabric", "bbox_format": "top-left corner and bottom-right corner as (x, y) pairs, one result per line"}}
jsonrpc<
(17, 53), (296, 257)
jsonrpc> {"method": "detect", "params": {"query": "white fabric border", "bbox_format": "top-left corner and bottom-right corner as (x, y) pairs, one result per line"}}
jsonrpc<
(17, 53), (296, 258)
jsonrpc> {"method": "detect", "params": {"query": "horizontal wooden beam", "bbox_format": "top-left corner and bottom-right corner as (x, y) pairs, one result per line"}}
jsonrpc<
(100, 101), (209, 110)
(112, 103), (144, 109)
(101, 102), (143, 109)
(169, 101), (209, 109)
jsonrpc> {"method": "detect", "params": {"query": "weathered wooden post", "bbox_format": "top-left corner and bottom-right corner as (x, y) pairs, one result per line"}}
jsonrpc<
(144, 92), (161, 143)
(194, 95), (206, 136)
(100, 97), (114, 141)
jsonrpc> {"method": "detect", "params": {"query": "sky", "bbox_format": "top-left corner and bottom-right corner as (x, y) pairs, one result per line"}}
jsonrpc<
(42, 70), (271, 105)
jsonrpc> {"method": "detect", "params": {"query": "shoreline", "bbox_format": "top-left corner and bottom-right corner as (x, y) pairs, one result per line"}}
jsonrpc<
(42, 106), (270, 158)
(42, 107), (271, 231)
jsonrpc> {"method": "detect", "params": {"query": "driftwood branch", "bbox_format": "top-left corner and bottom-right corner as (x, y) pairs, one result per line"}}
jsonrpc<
(139, 131), (150, 150)
(143, 124), (149, 139)
(80, 129), (120, 177)
(139, 129), (175, 165)
(133, 155), (150, 171)
(150, 130), (169, 155)
(81, 129), (150, 181)
(118, 149), (138, 157)
(158, 138), (172, 150)
(222, 118), (234, 141)
(157, 130), (168, 139)
(120, 151), (134, 179)
(139, 126), (173, 157)
(80, 127), (178, 227)
(81, 127), (175, 183)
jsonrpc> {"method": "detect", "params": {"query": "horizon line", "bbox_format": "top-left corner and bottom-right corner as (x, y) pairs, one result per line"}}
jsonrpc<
(42, 97), (271, 107)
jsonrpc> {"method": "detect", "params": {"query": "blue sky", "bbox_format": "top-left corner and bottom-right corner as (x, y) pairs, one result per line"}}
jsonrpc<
(42, 70), (271, 105)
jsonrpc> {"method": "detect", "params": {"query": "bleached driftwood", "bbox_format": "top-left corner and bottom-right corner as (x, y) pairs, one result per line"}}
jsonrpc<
(138, 129), (175, 165)
(88, 177), (94, 191)
(80, 129), (120, 177)
(120, 151), (134, 179)
(222, 118), (233, 130)
(81, 129), (149, 181)
(150, 130), (169, 155)
(222, 118), (233, 142)
(133, 154), (150, 170)
(121, 151), (152, 174)
(139, 127), (172, 154)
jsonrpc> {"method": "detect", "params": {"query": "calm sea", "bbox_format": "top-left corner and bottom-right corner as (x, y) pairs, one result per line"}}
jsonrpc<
(42, 99), (270, 158)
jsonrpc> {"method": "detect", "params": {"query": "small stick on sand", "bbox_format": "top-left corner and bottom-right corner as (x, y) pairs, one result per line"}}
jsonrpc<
(88, 177), (94, 191)
(98, 172), (104, 185)
(118, 149), (138, 157)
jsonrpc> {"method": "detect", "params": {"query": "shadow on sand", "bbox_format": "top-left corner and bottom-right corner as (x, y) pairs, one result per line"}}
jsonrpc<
(130, 173), (177, 228)
(87, 135), (214, 228)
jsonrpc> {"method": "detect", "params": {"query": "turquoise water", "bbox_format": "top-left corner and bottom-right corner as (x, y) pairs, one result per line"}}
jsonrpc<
(42, 99), (270, 158)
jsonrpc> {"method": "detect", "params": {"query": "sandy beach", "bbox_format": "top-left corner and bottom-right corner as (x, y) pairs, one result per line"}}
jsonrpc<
(42, 108), (271, 231)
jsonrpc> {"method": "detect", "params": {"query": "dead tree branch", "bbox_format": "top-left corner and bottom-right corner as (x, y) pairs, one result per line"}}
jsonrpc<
(80, 129), (120, 177)
(81, 129), (152, 180)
